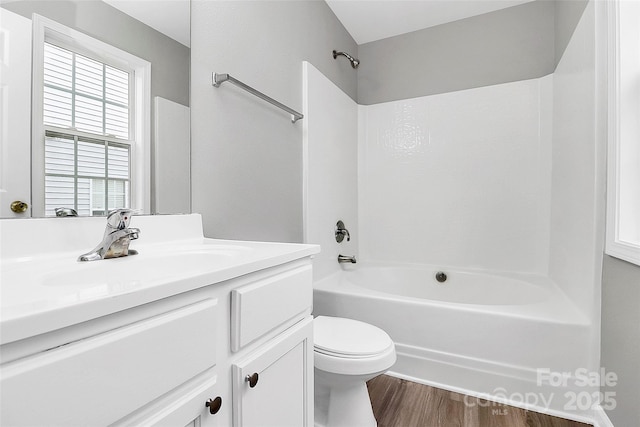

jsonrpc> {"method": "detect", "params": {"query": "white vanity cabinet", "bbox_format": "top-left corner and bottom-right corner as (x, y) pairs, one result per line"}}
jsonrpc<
(0, 256), (315, 427)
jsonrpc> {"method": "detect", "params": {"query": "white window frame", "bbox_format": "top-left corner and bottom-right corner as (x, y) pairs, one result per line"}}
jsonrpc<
(606, 0), (640, 266)
(31, 14), (150, 217)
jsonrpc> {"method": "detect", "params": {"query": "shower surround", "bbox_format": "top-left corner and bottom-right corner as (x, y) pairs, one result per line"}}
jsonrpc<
(358, 76), (552, 275)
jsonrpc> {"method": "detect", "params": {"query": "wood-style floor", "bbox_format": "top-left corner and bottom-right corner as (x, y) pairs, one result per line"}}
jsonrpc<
(367, 375), (592, 427)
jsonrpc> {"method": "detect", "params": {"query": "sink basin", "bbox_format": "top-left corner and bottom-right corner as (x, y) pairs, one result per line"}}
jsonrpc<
(42, 249), (248, 288)
(1, 243), (256, 308)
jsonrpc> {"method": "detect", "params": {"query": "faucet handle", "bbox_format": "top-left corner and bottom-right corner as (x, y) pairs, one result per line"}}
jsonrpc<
(106, 209), (135, 230)
(335, 220), (351, 243)
(55, 207), (78, 217)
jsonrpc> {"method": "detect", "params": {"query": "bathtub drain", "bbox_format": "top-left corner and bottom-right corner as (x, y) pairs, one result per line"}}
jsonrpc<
(435, 271), (447, 283)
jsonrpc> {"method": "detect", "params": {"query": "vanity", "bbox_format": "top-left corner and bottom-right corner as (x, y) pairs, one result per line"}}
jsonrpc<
(0, 214), (319, 426)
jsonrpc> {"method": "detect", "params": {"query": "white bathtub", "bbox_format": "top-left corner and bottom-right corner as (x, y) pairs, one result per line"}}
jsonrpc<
(344, 266), (552, 306)
(313, 263), (595, 418)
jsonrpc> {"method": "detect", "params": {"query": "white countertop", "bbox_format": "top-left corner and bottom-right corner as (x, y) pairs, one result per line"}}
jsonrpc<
(0, 214), (319, 345)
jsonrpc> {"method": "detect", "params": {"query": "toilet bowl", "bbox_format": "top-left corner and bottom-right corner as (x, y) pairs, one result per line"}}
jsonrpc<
(313, 316), (396, 427)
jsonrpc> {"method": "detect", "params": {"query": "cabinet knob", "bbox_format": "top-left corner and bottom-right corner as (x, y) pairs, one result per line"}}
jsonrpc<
(245, 372), (259, 388)
(205, 396), (222, 415)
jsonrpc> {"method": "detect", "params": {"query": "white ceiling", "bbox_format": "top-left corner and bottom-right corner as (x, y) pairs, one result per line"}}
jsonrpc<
(102, 0), (190, 47)
(325, 0), (536, 45)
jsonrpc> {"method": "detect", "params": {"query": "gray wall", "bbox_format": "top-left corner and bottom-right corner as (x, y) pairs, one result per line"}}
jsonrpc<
(601, 257), (640, 426)
(356, 0), (589, 105)
(190, 0), (357, 242)
(357, 1), (555, 105)
(554, 0), (589, 65)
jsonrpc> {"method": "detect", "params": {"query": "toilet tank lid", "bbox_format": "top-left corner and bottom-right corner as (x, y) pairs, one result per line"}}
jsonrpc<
(314, 316), (394, 357)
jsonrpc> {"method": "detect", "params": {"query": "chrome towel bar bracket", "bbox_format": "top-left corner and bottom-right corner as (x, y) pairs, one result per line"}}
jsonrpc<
(212, 72), (304, 123)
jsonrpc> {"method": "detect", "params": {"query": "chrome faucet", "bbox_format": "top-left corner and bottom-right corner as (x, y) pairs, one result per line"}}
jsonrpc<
(55, 207), (78, 217)
(78, 209), (140, 261)
(338, 254), (357, 264)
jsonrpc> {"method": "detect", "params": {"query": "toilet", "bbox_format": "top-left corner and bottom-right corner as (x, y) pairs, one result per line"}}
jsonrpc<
(313, 316), (397, 427)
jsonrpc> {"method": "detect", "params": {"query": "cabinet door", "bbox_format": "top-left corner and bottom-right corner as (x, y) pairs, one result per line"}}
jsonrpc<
(111, 370), (223, 427)
(232, 317), (313, 427)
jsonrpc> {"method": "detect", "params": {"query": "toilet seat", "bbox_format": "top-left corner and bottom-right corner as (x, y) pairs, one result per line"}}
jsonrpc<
(314, 316), (396, 375)
(314, 316), (393, 357)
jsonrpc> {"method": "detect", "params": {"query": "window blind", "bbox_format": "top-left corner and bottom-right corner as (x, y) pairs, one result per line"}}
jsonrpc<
(43, 43), (130, 138)
(42, 42), (132, 216)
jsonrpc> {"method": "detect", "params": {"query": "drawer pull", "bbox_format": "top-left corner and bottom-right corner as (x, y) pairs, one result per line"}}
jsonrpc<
(245, 372), (259, 388)
(205, 396), (222, 415)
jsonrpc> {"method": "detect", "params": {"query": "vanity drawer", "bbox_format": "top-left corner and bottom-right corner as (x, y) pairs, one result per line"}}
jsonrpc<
(0, 298), (218, 427)
(231, 264), (312, 352)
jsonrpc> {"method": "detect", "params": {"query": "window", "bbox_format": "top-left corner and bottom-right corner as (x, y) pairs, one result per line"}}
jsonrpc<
(44, 133), (130, 216)
(32, 15), (150, 217)
(43, 43), (131, 216)
(606, 0), (640, 266)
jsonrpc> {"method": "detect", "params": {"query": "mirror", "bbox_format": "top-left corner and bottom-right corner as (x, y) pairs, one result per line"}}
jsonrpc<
(0, 0), (190, 217)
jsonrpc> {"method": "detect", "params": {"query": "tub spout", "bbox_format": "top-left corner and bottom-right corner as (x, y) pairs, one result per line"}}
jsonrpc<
(338, 254), (357, 264)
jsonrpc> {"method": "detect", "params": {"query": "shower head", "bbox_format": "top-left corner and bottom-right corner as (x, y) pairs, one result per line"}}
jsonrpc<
(333, 50), (360, 69)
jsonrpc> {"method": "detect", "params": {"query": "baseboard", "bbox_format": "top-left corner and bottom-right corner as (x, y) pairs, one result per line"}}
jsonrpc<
(591, 406), (615, 427)
(387, 344), (599, 426)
